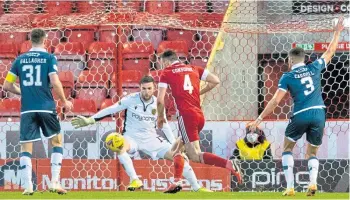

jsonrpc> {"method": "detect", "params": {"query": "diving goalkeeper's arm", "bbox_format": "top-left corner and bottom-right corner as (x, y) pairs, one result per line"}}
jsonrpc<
(71, 99), (128, 129)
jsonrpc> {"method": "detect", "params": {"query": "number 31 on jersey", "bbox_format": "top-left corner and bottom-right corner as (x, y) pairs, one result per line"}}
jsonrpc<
(183, 74), (194, 94)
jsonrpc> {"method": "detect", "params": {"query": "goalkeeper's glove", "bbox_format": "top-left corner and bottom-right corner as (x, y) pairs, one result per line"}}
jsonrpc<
(71, 115), (96, 129)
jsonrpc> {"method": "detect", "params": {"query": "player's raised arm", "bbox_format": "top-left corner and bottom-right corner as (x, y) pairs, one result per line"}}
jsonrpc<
(71, 96), (130, 129)
(321, 17), (345, 64)
(3, 59), (21, 95)
(200, 72), (220, 95)
(249, 76), (288, 131)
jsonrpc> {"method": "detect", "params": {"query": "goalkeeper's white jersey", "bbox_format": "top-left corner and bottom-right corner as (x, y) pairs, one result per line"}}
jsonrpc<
(92, 93), (171, 141)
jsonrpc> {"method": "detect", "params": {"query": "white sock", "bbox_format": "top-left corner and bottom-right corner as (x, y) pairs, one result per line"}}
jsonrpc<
(308, 157), (319, 185)
(51, 147), (63, 183)
(282, 152), (294, 189)
(20, 152), (33, 190)
(118, 152), (139, 181)
(182, 161), (201, 191)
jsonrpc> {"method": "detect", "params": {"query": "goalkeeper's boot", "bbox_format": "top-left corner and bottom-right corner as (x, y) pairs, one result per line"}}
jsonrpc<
(227, 159), (243, 184)
(195, 187), (213, 192)
(306, 184), (317, 196)
(49, 181), (67, 195)
(164, 178), (182, 194)
(22, 188), (34, 196)
(282, 188), (295, 196)
(127, 179), (143, 191)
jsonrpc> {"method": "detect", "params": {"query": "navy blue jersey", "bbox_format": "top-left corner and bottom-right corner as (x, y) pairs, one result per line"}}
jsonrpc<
(278, 58), (326, 115)
(8, 48), (58, 113)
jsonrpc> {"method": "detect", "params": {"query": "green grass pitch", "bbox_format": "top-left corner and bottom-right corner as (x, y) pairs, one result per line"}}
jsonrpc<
(0, 191), (348, 199)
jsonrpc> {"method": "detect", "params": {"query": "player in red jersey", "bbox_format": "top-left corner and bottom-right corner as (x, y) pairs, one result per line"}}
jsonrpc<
(157, 50), (242, 193)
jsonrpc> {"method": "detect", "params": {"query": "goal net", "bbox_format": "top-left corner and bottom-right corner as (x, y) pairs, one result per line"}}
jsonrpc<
(0, 0), (349, 192)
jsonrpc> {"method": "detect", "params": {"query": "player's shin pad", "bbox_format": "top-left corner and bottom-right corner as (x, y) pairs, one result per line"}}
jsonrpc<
(71, 115), (96, 128)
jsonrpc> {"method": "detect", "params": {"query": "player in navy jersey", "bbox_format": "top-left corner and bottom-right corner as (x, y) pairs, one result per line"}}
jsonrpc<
(249, 17), (345, 196)
(3, 29), (73, 195)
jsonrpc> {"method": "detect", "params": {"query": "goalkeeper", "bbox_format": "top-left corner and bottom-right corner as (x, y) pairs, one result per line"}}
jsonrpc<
(71, 75), (211, 193)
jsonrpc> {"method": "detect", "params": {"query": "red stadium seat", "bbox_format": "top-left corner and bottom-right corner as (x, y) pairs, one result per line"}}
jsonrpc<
(110, 70), (142, 90)
(6, 0), (40, 14)
(122, 41), (154, 75)
(99, 25), (131, 43)
(167, 30), (196, 50)
(75, 1), (106, 13)
(65, 99), (97, 118)
(177, 0), (207, 13)
(46, 29), (63, 48)
(190, 56), (208, 68)
(0, 32), (28, 52)
(199, 31), (218, 42)
(158, 40), (189, 58)
(0, 43), (18, 59)
(145, 0), (175, 14)
(109, 0), (142, 13)
(132, 28), (163, 50)
(87, 42), (117, 73)
(76, 70), (109, 88)
(65, 25), (97, 50)
(59, 71), (74, 91)
(0, 99), (21, 117)
(191, 41), (213, 57)
(100, 98), (116, 120)
(42, 1), (73, 15)
(88, 42), (117, 59)
(76, 88), (107, 110)
(54, 42), (85, 80)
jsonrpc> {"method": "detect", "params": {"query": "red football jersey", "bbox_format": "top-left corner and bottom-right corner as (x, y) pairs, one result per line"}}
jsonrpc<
(159, 61), (209, 113)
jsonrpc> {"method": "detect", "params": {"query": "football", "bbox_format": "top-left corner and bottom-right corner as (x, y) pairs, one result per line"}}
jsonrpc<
(105, 132), (124, 152)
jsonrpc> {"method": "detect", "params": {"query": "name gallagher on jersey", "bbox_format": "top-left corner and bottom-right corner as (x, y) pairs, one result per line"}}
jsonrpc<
(20, 58), (47, 64)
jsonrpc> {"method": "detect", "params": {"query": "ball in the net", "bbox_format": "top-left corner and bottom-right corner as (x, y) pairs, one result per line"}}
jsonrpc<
(105, 132), (124, 152)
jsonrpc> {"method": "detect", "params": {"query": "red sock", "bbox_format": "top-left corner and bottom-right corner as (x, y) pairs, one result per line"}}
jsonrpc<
(201, 152), (228, 168)
(173, 153), (185, 180)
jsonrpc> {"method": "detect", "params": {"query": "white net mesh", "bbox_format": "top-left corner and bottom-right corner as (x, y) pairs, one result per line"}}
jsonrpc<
(0, 0), (349, 193)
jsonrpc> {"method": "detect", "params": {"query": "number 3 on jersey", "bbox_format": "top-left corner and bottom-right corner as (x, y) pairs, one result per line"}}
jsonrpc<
(23, 65), (42, 86)
(301, 76), (314, 96)
(183, 74), (194, 94)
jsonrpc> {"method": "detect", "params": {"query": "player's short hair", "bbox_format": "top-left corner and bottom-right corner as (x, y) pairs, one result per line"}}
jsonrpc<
(31, 28), (46, 45)
(289, 47), (305, 60)
(140, 75), (154, 85)
(159, 50), (178, 62)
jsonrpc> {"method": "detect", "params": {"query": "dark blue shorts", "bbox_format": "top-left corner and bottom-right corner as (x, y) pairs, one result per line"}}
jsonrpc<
(20, 112), (61, 143)
(285, 108), (326, 146)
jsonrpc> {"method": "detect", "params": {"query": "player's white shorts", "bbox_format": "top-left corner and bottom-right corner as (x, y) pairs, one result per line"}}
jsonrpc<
(124, 133), (171, 160)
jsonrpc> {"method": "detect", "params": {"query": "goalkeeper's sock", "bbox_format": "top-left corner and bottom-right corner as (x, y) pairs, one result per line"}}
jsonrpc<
(200, 152), (227, 168)
(51, 147), (63, 183)
(118, 152), (139, 181)
(182, 161), (201, 191)
(282, 151), (294, 189)
(173, 153), (185, 180)
(20, 152), (33, 190)
(308, 157), (319, 185)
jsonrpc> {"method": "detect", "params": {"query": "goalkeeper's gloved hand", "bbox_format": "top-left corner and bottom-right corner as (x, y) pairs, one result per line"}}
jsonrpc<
(71, 115), (96, 129)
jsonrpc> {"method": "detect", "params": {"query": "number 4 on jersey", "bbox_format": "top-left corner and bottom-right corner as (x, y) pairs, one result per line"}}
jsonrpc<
(183, 74), (194, 94)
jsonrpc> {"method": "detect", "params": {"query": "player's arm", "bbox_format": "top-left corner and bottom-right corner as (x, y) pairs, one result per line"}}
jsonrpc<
(156, 86), (167, 129)
(197, 67), (220, 95)
(321, 17), (345, 64)
(50, 74), (67, 103)
(3, 59), (21, 95)
(71, 97), (129, 129)
(256, 89), (286, 123)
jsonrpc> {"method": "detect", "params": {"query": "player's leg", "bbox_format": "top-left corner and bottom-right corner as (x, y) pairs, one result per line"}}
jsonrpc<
(19, 113), (41, 195)
(38, 112), (66, 194)
(282, 114), (307, 196)
(20, 142), (34, 195)
(116, 135), (143, 191)
(161, 140), (207, 192)
(305, 109), (326, 196)
(179, 113), (242, 184)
